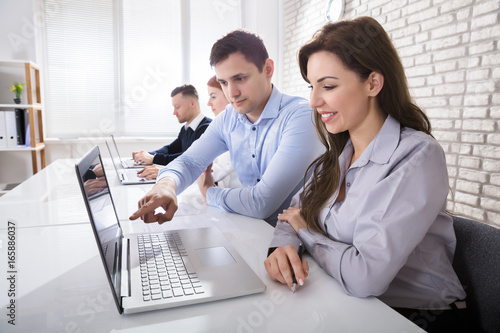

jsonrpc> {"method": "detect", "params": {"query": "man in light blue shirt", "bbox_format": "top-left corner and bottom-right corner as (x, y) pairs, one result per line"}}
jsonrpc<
(130, 30), (323, 226)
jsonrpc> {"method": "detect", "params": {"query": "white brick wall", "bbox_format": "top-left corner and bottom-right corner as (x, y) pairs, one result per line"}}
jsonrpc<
(282, 0), (500, 227)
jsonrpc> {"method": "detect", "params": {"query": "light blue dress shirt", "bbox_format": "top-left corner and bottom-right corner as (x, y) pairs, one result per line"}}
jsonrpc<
(269, 115), (466, 308)
(157, 85), (324, 224)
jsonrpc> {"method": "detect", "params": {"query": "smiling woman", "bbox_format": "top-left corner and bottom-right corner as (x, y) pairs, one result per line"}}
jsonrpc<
(307, 50), (386, 141)
(265, 16), (473, 333)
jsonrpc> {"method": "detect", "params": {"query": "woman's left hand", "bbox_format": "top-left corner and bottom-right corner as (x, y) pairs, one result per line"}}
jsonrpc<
(277, 207), (307, 234)
(197, 163), (215, 200)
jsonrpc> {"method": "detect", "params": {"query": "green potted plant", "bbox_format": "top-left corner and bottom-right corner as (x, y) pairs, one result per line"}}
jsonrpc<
(10, 82), (25, 104)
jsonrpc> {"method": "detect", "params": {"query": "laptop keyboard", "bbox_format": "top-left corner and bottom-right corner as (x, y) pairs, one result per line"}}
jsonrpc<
(122, 160), (134, 168)
(121, 169), (146, 182)
(123, 159), (141, 168)
(138, 233), (205, 302)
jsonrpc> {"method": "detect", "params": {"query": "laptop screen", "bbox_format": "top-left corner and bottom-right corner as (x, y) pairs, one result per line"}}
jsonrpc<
(110, 134), (123, 162)
(105, 140), (118, 169)
(75, 146), (123, 309)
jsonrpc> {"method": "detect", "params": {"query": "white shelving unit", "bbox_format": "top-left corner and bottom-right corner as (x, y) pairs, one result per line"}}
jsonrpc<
(0, 60), (45, 194)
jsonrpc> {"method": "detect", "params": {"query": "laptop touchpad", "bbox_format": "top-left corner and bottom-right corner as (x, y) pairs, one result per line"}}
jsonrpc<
(195, 246), (236, 267)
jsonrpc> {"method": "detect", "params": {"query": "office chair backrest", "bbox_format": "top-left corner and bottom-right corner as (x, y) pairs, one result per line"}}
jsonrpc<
(452, 216), (500, 333)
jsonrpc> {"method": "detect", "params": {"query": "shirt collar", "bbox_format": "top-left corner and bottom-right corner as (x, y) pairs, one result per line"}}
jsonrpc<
(185, 112), (204, 131)
(237, 84), (281, 125)
(354, 115), (401, 167)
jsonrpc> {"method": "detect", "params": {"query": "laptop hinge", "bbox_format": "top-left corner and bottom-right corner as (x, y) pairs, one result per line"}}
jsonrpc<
(121, 237), (131, 297)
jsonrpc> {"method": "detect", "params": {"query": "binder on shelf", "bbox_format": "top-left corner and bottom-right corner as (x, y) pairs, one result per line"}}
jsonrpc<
(0, 61), (45, 175)
(0, 110), (30, 148)
(5, 110), (18, 148)
(23, 109), (30, 147)
(0, 112), (7, 148)
(25, 122), (30, 147)
(15, 108), (26, 145)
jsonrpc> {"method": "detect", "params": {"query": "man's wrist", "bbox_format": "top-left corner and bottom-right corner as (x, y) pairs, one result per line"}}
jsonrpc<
(148, 153), (155, 164)
(158, 177), (176, 190)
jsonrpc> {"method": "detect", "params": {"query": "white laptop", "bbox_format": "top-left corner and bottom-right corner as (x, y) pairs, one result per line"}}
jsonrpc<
(75, 146), (266, 314)
(105, 140), (156, 185)
(110, 134), (151, 168)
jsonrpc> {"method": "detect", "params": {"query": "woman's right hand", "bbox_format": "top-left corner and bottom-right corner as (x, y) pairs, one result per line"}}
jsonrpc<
(264, 245), (309, 292)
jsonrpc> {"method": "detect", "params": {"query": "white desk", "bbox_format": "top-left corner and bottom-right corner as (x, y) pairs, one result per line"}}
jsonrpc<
(0, 158), (424, 332)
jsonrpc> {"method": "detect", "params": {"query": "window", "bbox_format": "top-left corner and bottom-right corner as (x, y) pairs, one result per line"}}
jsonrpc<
(42, 0), (241, 139)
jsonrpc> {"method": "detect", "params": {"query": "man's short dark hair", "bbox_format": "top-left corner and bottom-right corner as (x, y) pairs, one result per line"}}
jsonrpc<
(171, 84), (199, 100)
(209, 30), (269, 72)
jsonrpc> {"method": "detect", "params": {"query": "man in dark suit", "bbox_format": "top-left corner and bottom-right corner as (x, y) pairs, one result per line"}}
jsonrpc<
(133, 84), (211, 179)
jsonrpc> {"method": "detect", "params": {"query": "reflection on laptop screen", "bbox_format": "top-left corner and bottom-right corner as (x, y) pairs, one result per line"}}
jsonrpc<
(76, 147), (122, 305)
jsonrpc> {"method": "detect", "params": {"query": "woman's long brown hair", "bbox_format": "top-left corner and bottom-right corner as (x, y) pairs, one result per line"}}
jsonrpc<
(298, 17), (432, 233)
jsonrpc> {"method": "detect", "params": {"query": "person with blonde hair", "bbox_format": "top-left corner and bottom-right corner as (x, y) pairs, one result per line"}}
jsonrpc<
(206, 75), (229, 117)
(264, 17), (470, 332)
(204, 75), (241, 188)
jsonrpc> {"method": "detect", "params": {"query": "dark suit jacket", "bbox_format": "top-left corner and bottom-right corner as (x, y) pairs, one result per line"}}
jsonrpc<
(150, 116), (212, 165)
